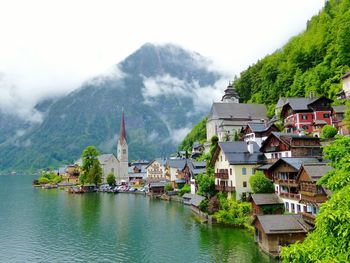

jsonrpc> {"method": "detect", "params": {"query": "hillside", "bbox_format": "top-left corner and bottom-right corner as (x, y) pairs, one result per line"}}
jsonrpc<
(0, 43), (225, 172)
(179, 0), (350, 149)
(234, 0), (350, 116)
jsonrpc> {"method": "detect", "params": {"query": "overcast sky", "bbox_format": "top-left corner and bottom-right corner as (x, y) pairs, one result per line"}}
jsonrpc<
(0, 0), (325, 117)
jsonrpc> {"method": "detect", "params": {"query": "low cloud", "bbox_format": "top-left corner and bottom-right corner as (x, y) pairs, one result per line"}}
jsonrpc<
(142, 74), (229, 114)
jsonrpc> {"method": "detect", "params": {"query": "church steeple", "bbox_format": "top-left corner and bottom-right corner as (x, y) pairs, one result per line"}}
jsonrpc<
(221, 81), (239, 103)
(119, 110), (126, 145)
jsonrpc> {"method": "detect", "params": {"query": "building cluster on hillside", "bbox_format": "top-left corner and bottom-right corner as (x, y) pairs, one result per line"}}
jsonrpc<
(52, 71), (350, 258)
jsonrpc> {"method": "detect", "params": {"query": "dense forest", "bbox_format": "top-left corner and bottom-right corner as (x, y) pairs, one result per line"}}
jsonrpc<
(179, 0), (350, 150)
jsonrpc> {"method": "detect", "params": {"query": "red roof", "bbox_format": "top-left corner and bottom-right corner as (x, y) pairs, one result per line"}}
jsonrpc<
(119, 110), (126, 145)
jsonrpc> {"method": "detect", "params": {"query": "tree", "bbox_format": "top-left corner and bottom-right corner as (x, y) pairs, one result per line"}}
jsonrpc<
(87, 161), (102, 186)
(249, 171), (274, 193)
(321, 125), (338, 139)
(81, 146), (100, 174)
(165, 183), (174, 192)
(80, 146), (100, 185)
(106, 172), (116, 186)
(196, 167), (216, 198)
(178, 184), (190, 196)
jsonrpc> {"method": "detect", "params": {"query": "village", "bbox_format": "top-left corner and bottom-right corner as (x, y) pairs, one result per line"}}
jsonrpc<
(34, 70), (350, 258)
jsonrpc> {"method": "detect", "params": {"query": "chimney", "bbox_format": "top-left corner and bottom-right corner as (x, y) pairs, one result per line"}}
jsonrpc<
(247, 141), (254, 155)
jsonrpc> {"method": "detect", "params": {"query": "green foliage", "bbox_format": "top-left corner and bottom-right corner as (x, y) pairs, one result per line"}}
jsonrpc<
(52, 175), (62, 184)
(260, 204), (285, 215)
(233, 0), (350, 115)
(321, 125), (338, 139)
(209, 135), (219, 159)
(282, 135), (350, 262)
(87, 161), (102, 186)
(213, 200), (253, 229)
(207, 196), (220, 215)
(178, 184), (190, 196)
(38, 177), (50, 184)
(199, 199), (209, 213)
(249, 171), (274, 193)
(37, 170), (61, 184)
(178, 116), (207, 152)
(165, 183), (174, 192)
(106, 172), (116, 186)
(344, 100), (350, 128)
(81, 146), (100, 174)
(196, 167), (216, 198)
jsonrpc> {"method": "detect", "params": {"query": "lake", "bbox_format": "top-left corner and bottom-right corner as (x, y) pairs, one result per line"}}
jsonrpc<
(0, 175), (273, 262)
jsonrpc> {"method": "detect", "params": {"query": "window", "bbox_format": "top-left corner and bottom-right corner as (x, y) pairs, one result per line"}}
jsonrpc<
(123, 149), (126, 154)
(285, 202), (289, 210)
(301, 115), (307, 120)
(323, 113), (330, 118)
(302, 125), (308, 130)
(291, 203), (295, 213)
(243, 181), (247, 187)
(251, 168), (255, 174)
(297, 204), (301, 212)
(242, 167), (247, 175)
(230, 168), (232, 175)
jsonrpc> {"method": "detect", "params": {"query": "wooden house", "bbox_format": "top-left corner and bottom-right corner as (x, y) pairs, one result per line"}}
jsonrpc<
(242, 122), (279, 147)
(251, 193), (284, 216)
(254, 214), (310, 257)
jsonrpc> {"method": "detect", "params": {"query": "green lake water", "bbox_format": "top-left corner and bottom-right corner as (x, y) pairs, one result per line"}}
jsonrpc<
(0, 175), (274, 262)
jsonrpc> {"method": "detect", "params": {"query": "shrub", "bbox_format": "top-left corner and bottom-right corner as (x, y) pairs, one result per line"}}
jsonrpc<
(38, 177), (50, 184)
(199, 199), (209, 213)
(165, 183), (174, 192)
(249, 171), (274, 193)
(321, 125), (338, 139)
(178, 184), (190, 196)
(52, 176), (62, 184)
(106, 173), (116, 186)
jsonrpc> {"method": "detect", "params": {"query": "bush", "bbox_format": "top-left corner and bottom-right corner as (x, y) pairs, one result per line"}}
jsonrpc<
(178, 184), (190, 196)
(321, 125), (338, 139)
(106, 173), (116, 186)
(199, 199), (209, 213)
(249, 171), (274, 193)
(165, 183), (174, 192)
(213, 200), (252, 228)
(52, 176), (62, 184)
(207, 196), (220, 215)
(38, 177), (50, 184)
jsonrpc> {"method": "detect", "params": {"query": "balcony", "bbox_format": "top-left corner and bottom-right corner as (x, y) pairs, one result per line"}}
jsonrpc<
(278, 179), (298, 187)
(265, 146), (279, 152)
(300, 191), (327, 203)
(215, 172), (229, 179)
(215, 185), (235, 192)
(284, 120), (294, 127)
(279, 192), (301, 200)
(300, 212), (316, 225)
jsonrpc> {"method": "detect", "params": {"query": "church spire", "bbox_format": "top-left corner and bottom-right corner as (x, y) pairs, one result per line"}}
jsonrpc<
(119, 110), (126, 145)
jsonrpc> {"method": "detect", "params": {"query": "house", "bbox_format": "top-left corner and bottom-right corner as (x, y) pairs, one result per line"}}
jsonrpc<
(211, 141), (266, 200)
(64, 164), (80, 183)
(206, 83), (268, 141)
(254, 214), (310, 258)
(182, 193), (194, 205)
(189, 194), (206, 214)
(165, 159), (188, 182)
(332, 105), (350, 135)
(146, 159), (167, 180)
(267, 157), (325, 214)
(260, 132), (322, 163)
(278, 96), (333, 136)
(191, 142), (204, 159)
(148, 181), (167, 195)
(336, 71), (350, 99)
(242, 122), (279, 147)
(297, 163), (333, 225)
(185, 160), (206, 194)
(128, 162), (148, 184)
(251, 193), (284, 216)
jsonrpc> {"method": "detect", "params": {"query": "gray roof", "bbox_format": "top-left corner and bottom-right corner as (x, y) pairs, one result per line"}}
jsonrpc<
(333, 105), (347, 113)
(218, 141), (265, 165)
(150, 182), (167, 188)
(182, 193), (195, 200)
(269, 157), (324, 171)
(145, 158), (167, 169)
(252, 193), (283, 205)
(301, 163), (333, 182)
(247, 122), (274, 133)
(167, 159), (188, 170)
(190, 195), (206, 207)
(257, 214), (310, 234)
(279, 96), (332, 113)
(97, 154), (117, 165)
(208, 102), (267, 121)
(192, 142), (202, 149)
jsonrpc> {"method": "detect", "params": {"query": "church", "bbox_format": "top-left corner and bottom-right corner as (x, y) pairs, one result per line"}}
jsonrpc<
(77, 111), (129, 184)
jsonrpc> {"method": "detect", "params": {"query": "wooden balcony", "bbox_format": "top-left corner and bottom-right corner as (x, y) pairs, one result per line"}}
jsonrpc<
(278, 179), (298, 187)
(300, 212), (316, 225)
(279, 192), (301, 200)
(215, 185), (235, 192)
(300, 191), (327, 204)
(215, 172), (229, 179)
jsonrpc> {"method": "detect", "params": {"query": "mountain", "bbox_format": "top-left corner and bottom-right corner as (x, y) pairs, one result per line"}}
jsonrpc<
(0, 43), (225, 172)
(233, 0), (350, 116)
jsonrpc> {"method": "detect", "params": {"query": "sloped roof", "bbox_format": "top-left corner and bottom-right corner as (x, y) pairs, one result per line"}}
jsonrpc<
(208, 102), (267, 121)
(269, 157), (324, 171)
(167, 159), (187, 170)
(145, 158), (167, 169)
(257, 214), (310, 234)
(246, 122), (277, 133)
(300, 163), (333, 182)
(215, 141), (266, 165)
(188, 160), (206, 175)
(252, 193), (283, 205)
(98, 154), (117, 165)
(190, 195), (206, 207)
(332, 105), (347, 113)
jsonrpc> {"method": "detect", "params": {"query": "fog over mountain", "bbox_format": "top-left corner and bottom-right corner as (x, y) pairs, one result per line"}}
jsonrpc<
(0, 43), (228, 172)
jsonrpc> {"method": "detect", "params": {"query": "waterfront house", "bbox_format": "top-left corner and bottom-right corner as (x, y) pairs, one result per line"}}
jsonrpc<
(242, 122), (279, 147)
(64, 164), (80, 183)
(190, 194), (206, 214)
(146, 158), (167, 180)
(206, 83), (267, 142)
(278, 95), (333, 136)
(251, 193), (284, 216)
(297, 163), (332, 225)
(149, 181), (167, 195)
(260, 132), (322, 163)
(211, 141), (266, 200)
(165, 159), (188, 182)
(267, 157), (325, 214)
(254, 214), (310, 257)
